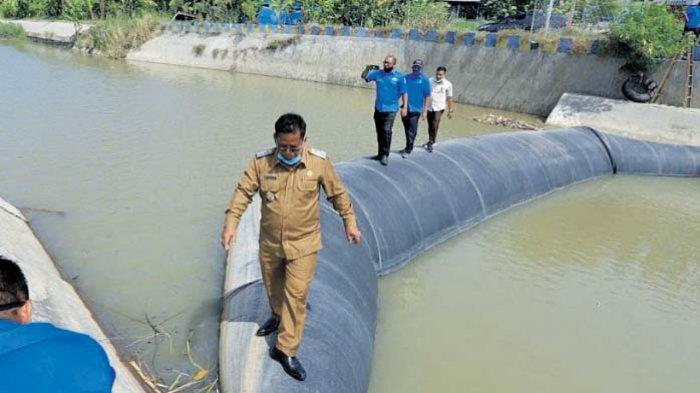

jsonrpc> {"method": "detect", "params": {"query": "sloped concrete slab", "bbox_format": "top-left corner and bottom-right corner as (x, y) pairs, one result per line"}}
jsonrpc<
(547, 93), (700, 146)
(0, 196), (144, 392)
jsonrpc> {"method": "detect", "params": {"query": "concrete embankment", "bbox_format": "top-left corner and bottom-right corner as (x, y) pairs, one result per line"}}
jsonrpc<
(127, 31), (625, 116)
(1, 19), (88, 45)
(8, 19), (699, 116)
(547, 93), (700, 146)
(0, 197), (144, 392)
(127, 27), (700, 116)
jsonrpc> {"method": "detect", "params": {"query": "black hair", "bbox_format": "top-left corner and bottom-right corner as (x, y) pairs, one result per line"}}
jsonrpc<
(437, 66), (447, 73)
(274, 113), (306, 139)
(0, 256), (29, 312)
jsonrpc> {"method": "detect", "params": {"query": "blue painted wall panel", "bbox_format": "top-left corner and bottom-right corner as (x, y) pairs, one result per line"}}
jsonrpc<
(485, 33), (497, 47)
(408, 28), (422, 40)
(557, 38), (573, 54)
(507, 35), (520, 50)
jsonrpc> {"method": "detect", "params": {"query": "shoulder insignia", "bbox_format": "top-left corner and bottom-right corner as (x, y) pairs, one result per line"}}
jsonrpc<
(255, 148), (274, 159)
(309, 148), (327, 159)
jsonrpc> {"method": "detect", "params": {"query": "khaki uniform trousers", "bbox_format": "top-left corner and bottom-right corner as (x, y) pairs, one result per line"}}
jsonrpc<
(259, 248), (318, 357)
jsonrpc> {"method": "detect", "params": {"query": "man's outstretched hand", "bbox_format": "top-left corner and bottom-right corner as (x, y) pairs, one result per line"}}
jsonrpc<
(346, 227), (362, 245)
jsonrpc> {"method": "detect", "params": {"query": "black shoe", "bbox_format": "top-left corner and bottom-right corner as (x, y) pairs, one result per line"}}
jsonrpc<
(379, 155), (388, 166)
(426, 142), (433, 153)
(400, 149), (411, 158)
(255, 316), (279, 336)
(270, 346), (306, 381)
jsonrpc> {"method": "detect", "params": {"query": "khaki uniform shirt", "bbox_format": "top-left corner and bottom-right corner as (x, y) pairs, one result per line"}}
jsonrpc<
(225, 147), (358, 260)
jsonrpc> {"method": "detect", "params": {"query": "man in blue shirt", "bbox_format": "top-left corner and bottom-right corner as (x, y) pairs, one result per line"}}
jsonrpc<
(400, 59), (432, 158)
(363, 55), (408, 166)
(0, 256), (115, 392)
(686, 5), (700, 37)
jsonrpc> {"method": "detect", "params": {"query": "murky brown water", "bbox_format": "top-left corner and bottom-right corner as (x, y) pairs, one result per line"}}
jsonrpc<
(0, 41), (544, 383)
(371, 176), (700, 393)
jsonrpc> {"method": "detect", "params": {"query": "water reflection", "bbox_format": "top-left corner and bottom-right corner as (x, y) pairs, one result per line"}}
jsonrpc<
(371, 176), (700, 393)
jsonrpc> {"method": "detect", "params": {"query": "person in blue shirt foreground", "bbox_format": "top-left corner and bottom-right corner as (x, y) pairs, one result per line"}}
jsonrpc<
(363, 54), (408, 166)
(0, 256), (115, 392)
(686, 4), (700, 37)
(400, 59), (432, 158)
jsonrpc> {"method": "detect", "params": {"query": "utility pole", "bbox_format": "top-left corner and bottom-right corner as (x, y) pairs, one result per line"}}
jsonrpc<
(544, 0), (555, 34)
(530, 0), (538, 35)
(568, 0), (577, 27)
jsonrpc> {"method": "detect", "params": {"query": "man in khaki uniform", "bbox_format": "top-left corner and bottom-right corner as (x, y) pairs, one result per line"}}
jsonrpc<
(221, 113), (361, 381)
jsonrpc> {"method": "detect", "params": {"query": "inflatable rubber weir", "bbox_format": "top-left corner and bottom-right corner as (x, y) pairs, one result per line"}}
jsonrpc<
(220, 127), (700, 393)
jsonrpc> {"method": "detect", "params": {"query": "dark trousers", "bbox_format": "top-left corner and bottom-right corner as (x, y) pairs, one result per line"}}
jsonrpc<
(401, 112), (421, 152)
(373, 110), (396, 157)
(427, 110), (444, 144)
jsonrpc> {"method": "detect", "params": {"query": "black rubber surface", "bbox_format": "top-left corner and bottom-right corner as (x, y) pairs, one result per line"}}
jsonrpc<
(222, 128), (700, 393)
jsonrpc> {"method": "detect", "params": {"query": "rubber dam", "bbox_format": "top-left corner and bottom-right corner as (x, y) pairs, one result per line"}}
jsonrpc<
(221, 127), (700, 393)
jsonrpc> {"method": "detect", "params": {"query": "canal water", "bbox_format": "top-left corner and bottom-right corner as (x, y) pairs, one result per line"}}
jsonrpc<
(0, 41), (544, 384)
(370, 176), (700, 393)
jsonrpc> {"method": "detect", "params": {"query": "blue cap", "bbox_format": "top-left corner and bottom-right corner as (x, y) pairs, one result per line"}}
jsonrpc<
(412, 59), (424, 67)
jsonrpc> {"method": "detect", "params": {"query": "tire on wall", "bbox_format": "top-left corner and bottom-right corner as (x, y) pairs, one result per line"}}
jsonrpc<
(622, 75), (654, 103)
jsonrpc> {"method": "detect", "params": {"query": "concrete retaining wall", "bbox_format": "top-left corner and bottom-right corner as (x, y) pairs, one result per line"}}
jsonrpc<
(126, 23), (700, 116)
(547, 93), (700, 146)
(9, 19), (699, 116)
(127, 30), (627, 116)
(0, 197), (144, 392)
(0, 19), (88, 45)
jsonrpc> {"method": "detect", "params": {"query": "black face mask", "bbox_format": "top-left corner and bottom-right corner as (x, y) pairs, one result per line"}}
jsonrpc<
(383, 66), (393, 73)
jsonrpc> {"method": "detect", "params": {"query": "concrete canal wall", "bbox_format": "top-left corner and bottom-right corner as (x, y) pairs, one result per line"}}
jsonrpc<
(0, 19), (88, 45)
(0, 197), (144, 392)
(127, 23), (700, 116)
(220, 128), (700, 393)
(6, 19), (698, 116)
(548, 93), (700, 146)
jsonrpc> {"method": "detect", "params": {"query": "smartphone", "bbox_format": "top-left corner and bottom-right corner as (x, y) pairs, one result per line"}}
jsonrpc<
(361, 64), (380, 80)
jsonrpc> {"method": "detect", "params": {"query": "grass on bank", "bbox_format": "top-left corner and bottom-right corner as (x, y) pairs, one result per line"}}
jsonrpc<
(446, 18), (488, 32)
(75, 13), (164, 58)
(0, 21), (25, 39)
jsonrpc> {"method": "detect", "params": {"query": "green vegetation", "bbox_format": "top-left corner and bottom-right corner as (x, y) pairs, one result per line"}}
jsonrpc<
(555, 0), (621, 26)
(76, 14), (162, 58)
(399, 0), (449, 30)
(192, 42), (205, 55)
(447, 18), (485, 32)
(0, 21), (25, 39)
(608, 2), (695, 72)
(480, 0), (518, 19)
(1, 0), (695, 65)
(0, 0), (464, 27)
(265, 35), (299, 50)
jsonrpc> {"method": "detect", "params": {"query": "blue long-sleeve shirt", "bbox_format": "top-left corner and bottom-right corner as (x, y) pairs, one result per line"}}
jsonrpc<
(687, 6), (700, 29)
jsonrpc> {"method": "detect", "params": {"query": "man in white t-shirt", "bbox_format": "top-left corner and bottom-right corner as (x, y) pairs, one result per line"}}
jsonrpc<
(426, 66), (454, 152)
